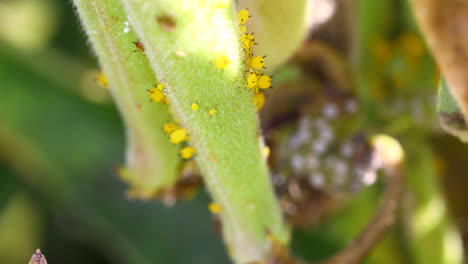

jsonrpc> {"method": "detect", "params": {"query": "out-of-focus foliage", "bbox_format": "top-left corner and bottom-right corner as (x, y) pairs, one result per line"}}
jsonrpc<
(437, 79), (468, 142)
(1, 0), (468, 263)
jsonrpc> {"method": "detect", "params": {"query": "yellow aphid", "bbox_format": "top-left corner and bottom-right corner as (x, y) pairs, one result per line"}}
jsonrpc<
(244, 48), (252, 59)
(262, 146), (270, 158)
(245, 49), (253, 60)
(245, 33), (255, 43)
(241, 40), (249, 50)
(148, 88), (168, 104)
(257, 75), (272, 89)
(180, 146), (196, 159)
(170, 128), (189, 144)
(245, 51), (254, 61)
(215, 54), (230, 69)
(240, 25), (246, 33)
(241, 33), (255, 49)
(253, 92), (265, 110)
(246, 72), (258, 88)
(237, 9), (250, 25)
(241, 34), (253, 44)
(249, 56), (266, 69)
(117, 167), (132, 183)
(209, 108), (217, 116)
(208, 202), (222, 214)
(96, 71), (108, 88)
(245, 57), (251, 66)
(191, 103), (199, 111)
(242, 41), (254, 50)
(156, 83), (164, 90)
(163, 123), (179, 134)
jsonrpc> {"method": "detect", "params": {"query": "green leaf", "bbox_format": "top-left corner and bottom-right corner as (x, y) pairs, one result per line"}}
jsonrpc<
(437, 79), (468, 142)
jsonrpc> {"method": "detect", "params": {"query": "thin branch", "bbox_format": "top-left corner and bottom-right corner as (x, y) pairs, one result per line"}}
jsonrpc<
(318, 166), (403, 264)
(318, 135), (404, 264)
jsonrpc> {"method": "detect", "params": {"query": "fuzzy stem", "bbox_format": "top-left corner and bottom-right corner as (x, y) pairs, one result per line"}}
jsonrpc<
(73, 0), (181, 197)
(120, 0), (288, 262)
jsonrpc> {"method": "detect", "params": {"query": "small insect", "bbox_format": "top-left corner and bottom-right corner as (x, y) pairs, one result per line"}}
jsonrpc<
(180, 146), (196, 159)
(242, 41), (254, 51)
(253, 92), (265, 110)
(243, 48), (252, 60)
(241, 33), (255, 50)
(157, 15), (176, 32)
(133, 41), (145, 52)
(148, 83), (170, 104)
(249, 55), (266, 69)
(96, 71), (108, 88)
(240, 34), (248, 43)
(148, 87), (168, 104)
(244, 49), (253, 59)
(208, 202), (222, 214)
(191, 103), (199, 111)
(262, 146), (270, 158)
(209, 108), (217, 116)
(246, 72), (258, 89)
(163, 123), (179, 134)
(237, 9), (250, 25)
(246, 33), (255, 40)
(170, 128), (189, 144)
(215, 54), (231, 69)
(257, 75), (272, 89)
(126, 41), (145, 59)
(29, 249), (47, 264)
(240, 25), (247, 33)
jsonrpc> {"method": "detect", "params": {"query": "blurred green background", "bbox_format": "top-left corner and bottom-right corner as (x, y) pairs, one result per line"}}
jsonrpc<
(1, 0), (468, 263)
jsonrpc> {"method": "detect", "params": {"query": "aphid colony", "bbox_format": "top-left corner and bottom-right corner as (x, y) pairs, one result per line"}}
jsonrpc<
(144, 9), (272, 159)
(147, 83), (197, 159)
(214, 9), (272, 110)
(237, 9), (272, 110)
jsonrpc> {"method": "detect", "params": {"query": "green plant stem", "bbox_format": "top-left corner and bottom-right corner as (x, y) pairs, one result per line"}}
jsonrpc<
(73, 0), (181, 197)
(120, 0), (288, 262)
